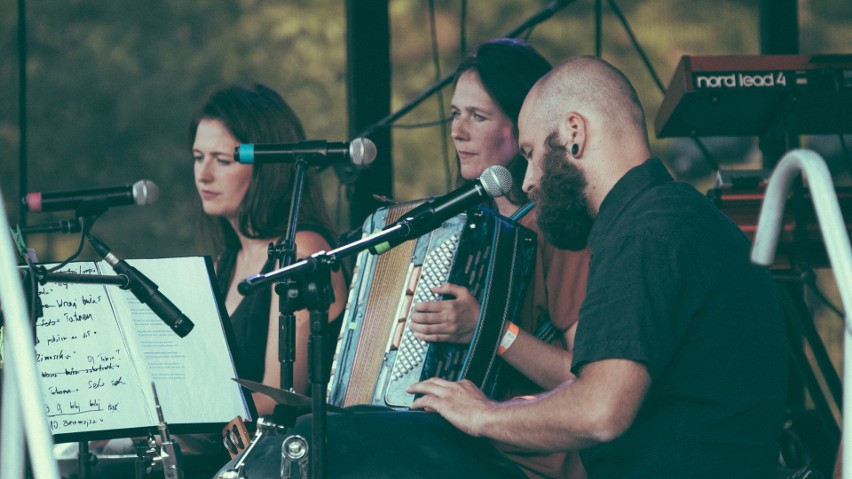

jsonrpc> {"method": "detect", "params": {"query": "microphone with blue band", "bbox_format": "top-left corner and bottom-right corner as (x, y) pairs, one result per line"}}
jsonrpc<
(235, 138), (377, 168)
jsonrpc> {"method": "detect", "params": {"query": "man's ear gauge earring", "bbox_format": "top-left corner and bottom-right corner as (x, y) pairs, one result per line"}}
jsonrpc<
(571, 144), (579, 155)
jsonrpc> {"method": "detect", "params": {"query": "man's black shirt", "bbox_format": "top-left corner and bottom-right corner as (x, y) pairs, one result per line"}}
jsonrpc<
(572, 158), (787, 479)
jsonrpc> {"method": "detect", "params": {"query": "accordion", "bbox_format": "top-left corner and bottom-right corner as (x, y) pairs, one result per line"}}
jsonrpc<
(328, 202), (537, 409)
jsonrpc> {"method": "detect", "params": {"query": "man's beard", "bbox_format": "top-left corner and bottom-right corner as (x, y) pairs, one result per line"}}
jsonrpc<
(532, 135), (594, 251)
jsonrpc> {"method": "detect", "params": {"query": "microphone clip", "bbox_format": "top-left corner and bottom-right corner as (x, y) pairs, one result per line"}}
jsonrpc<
(74, 199), (111, 219)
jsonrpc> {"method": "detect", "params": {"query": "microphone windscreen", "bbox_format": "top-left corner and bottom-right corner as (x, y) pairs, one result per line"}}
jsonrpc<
(479, 165), (513, 198)
(350, 138), (377, 167)
(24, 192), (42, 212)
(132, 180), (159, 206)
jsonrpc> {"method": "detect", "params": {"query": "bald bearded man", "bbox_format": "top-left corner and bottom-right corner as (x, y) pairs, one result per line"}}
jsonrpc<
(409, 55), (787, 479)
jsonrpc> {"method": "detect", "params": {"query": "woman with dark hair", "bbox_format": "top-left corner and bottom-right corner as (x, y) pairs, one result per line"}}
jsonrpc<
(408, 39), (590, 479)
(190, 84), (348, 416)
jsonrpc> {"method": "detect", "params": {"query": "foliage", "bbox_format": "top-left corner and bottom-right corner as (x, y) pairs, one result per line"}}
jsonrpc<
(1, 0), (850, 262)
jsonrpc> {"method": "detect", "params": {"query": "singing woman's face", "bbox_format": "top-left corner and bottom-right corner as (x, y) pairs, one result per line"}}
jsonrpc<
(192, 119), (253, 224)
(450, 70), (519, 180)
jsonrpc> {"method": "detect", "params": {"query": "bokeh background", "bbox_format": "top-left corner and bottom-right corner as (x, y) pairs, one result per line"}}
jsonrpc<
(3, 0), (849, 260)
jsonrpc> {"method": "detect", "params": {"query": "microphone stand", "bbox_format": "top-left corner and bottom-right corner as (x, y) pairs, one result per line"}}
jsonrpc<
(31, 265), (130, 287)
(19, 197), (131, 237)
(241, 226), (413, 479)
(237, 180), (496, 479)
(242, 256), (336, 479)
(239, 222), (408, 293)
(18, 218), (83, 235)
(303, 261), (333, 479)
(270, 158), (307, 412)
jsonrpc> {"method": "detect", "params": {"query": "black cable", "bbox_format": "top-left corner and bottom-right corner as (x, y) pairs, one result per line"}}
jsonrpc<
(595, 0), (602, 57)
(691, 136), (721, 172)
(840, 133), (851, 176)
(355, 1), (574, 140)
(24, 253), (40, 327)
(800, 267), (846, 321)
(607, 0), (665, 93)
(459, 0), (468, 57)
(607, 0), (719, 174)
(337, 181), (346, 231)
(17, 0), (28, 228)
(456, 1), (468, 186)
(426, 0), (453, 192)
(830, 70), (852, 176)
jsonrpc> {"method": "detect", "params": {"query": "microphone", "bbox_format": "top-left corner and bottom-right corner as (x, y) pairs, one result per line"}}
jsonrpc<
(235, 138), (377, 168)
(87, 235), (194, 338)
(369, 164), (513, 254)
(23, 180), (159, 213)
(235, 165), (513, 293)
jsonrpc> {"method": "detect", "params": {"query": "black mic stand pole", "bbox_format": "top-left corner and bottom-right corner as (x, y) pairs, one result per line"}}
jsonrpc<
(242, 220), (434, 478)
(245, 256), (336, 479)
(18, 198), (120, 237)
(18, 218), (83, 235)
(302, 261), (333, 479)
(239, 222), (410, 294)
(31, 265), (130, 287)
(269, 158), (308, 412)
(241, 227), (421, 478)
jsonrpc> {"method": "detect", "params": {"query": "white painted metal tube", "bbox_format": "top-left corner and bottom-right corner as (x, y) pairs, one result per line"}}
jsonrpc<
(751, 148), (852, 479)
(0, 184), (60, 479)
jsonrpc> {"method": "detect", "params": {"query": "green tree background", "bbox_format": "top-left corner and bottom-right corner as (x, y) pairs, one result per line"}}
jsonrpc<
(2, 0), (850, 261)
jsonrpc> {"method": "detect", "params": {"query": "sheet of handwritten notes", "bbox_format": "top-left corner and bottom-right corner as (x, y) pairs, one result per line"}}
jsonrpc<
(33, 257), (251, 439)
(35, 262), (151, 435)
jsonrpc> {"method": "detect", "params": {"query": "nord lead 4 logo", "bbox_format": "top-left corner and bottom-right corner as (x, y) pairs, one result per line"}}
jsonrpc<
(694, 71), (789, 89)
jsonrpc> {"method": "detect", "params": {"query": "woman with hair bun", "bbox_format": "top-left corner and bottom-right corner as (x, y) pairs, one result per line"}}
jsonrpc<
(409, 39), (590, 479)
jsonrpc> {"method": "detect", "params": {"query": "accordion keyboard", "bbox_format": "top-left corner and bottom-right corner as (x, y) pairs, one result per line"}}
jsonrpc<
(327, 204), (536, 410)
(385, 233), (460, 406)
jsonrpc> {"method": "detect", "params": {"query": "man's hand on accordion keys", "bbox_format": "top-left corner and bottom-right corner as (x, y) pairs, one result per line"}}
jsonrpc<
(408, 377), (496, 438)
(409, 282), (481, 344)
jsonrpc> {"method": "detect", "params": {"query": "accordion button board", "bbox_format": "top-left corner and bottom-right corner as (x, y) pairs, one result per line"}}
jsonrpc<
(327, 203), (537, 409)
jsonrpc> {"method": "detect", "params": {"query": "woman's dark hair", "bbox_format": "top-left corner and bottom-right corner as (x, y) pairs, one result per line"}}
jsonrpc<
(454, 38), (552, 205)
(189, 83), (334, 253)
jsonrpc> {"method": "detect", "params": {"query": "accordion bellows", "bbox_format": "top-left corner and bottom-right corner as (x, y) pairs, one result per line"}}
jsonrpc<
(328, 202), (537, 409)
